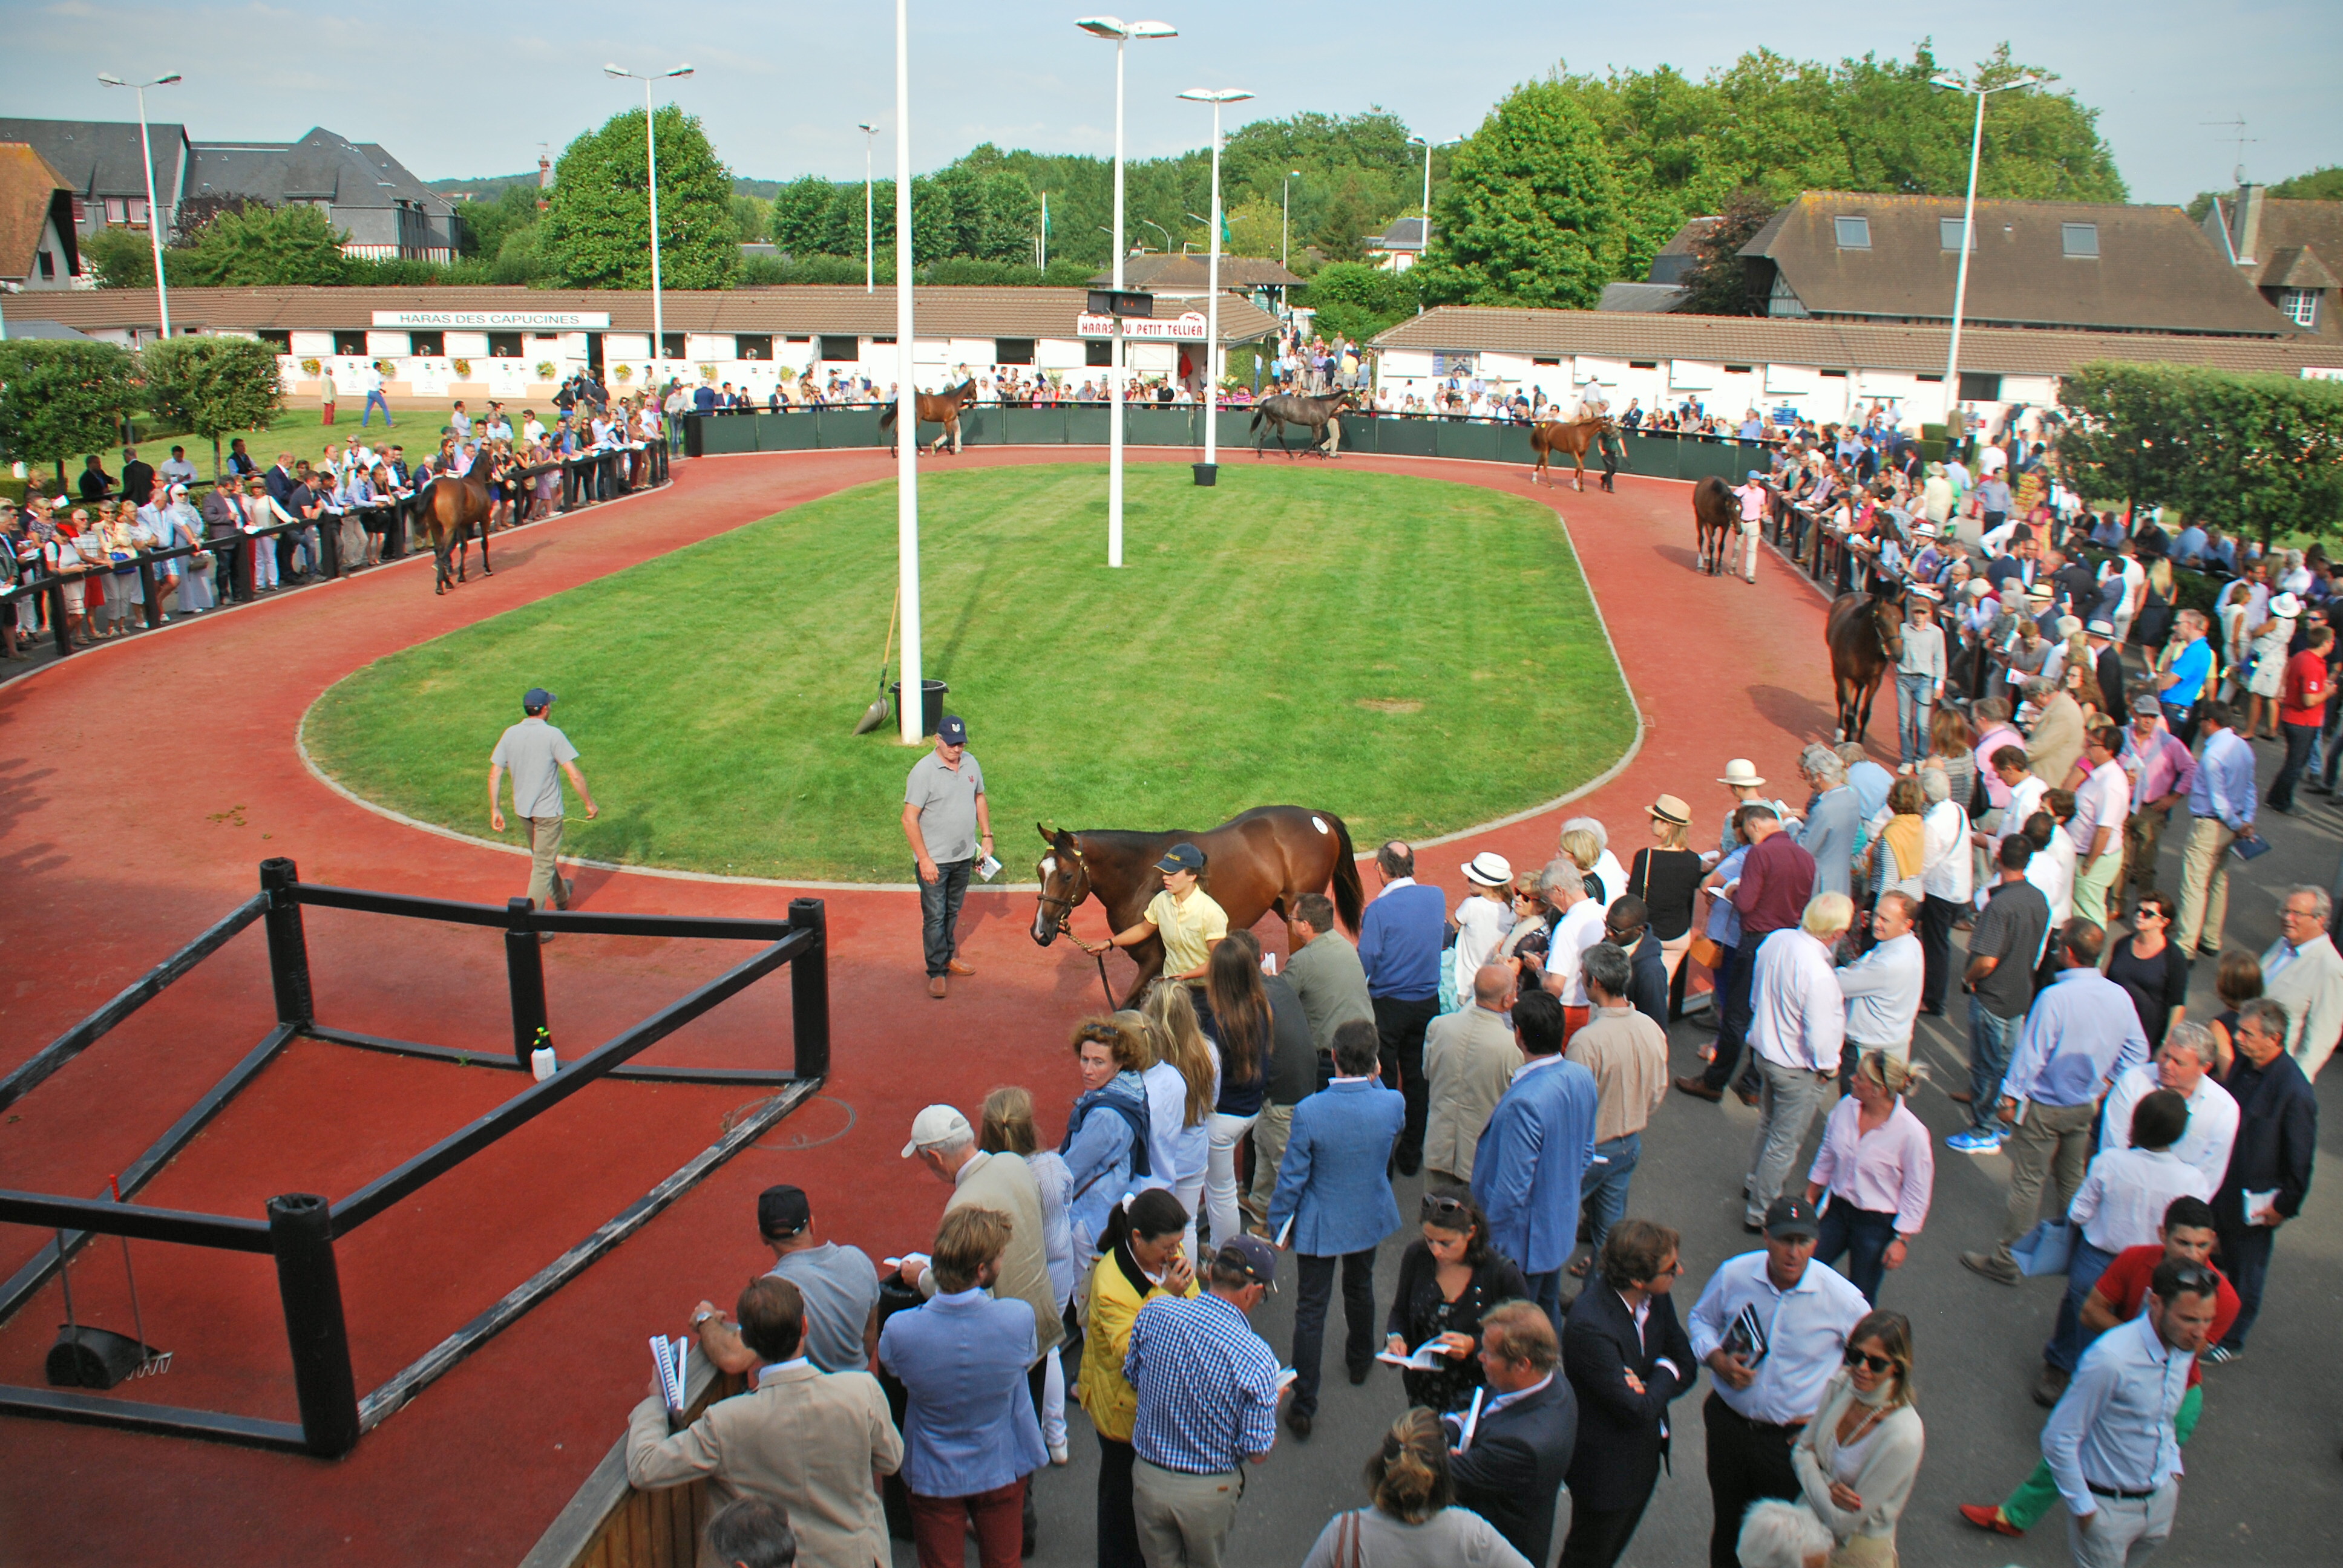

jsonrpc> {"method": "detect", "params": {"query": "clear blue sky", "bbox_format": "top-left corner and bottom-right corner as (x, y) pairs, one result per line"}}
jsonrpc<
(9, 1), (2337, 204)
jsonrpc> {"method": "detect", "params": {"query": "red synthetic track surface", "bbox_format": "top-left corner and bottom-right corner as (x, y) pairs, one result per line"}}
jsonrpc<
(0, 446), (1846, 1566)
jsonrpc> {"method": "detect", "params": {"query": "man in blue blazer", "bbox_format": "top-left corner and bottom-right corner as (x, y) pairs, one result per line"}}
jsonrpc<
(1472, 987), (1601, 1325)
(1448, 1299), (1579, 1566)
(1266, 1018), (1406, 1439)
(1558, 1218), (1697, 1568)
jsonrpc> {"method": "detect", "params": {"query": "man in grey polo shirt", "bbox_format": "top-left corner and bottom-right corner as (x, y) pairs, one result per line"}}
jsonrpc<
(488, 687), (597, 930)
(902, 713), (991, 999)
(690, 1184), (882, 1377)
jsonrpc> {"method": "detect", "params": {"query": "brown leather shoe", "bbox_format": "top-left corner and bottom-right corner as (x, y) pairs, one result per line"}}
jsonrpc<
(1673, 1075), (1723, 1103)
(1945, 1088), (1974, 1105)
(928, 976), (948, 999)
(947, 959), (975, 976)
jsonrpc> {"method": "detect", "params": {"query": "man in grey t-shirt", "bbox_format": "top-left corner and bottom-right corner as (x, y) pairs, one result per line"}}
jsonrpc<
(690, 1184), (881, 1376)
(488, 687), (597, 932)
(901, 713), (990, 999)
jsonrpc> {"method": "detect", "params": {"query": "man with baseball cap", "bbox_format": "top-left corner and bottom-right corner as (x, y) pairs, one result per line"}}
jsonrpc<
(903, 713), (991, 999)
(1686, 1197), (1870, 1568)
(488, 687), (598, 932)
(1080, 841), (1228, 983)
(689, 1184), (882, 1377)
(1896, 586), (1947, 767)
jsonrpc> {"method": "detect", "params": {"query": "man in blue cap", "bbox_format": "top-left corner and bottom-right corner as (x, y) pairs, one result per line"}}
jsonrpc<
(903, 713), (991, 999)
(488, 687), (597, 935)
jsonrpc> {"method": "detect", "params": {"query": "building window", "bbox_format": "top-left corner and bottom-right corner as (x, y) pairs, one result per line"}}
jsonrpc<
(994, 338), (1035, 366)
(2061, 223), (2099, 258)
(1087, 340), (1113, 367)
(1833, 216), (1871, 249)
(38, 249), (56, 279)
(735, 335), (773, 361)
(104, 197), (127, 224)
(1820, 368), (1848, 378)
(1629, 360), (1658, 370)
(334, 331), (366, 355)
(818, 335), (859, 362)
(1939, 218), (1976, 252)
(410, 331), (445, 357)
(259, 330), (292, 351)
(1958, 371), (2002, 402)
(662, 333), (687, 360)
(488, 332), (523, 358)
(1724, 364), (1752, 374)
(2280, 289), (2320, 328)
(1532, 356), (1561, 366)
(128, 198), (148, 227)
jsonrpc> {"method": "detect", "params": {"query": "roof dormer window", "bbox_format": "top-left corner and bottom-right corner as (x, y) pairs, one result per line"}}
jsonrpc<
(1833, 216), (1871, 250)
(2061, 223), (2099, 258)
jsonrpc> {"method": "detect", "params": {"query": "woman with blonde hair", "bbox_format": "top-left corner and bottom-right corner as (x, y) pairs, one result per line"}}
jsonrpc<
(1300, 1407), (1531, 1567)
(1138, 982), (1216, 1260)
(1628, 795), (1703, 1007)
(981, 1086), (1076, 1465)
(1791, 1309), (1924, 1566)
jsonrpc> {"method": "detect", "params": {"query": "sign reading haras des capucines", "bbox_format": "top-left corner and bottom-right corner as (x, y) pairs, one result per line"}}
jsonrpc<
(369, 310), (612, 330)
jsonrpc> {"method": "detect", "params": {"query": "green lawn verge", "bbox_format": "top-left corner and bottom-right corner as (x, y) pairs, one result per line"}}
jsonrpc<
(303, 463), (1636, 882)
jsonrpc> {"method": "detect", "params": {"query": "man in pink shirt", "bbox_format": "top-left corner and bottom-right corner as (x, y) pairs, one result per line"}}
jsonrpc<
(2119, 703), (2196, 912)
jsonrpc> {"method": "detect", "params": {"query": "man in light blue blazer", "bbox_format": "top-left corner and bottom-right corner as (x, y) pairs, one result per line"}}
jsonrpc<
(1472, 987), (1601, 1328)
(1266, 1017), (1406, 1439)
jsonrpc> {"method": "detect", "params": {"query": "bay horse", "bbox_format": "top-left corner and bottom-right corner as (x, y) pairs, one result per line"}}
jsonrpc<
(1249, 390), (1355, 459)
(1031, 806), (1365, 1007)
(416, 466), (494, 595)
(1528, 415), (1614, 491)
(1826, 582), (1907, 744)
(1691, 474), (1737, 575)
(880, 379), (977, 457)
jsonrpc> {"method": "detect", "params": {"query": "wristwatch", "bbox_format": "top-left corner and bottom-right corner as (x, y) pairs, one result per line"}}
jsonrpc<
(690, 1309), (718, 1328)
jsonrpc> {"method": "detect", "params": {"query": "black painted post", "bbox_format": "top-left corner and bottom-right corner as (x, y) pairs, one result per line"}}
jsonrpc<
(136, 558), (162, 629)
(268, 1192), (360, 1459)
(505, 897), (550, 1069)
(45, 581), (71, 658)
(788, 898), (829, 1079)
(258, 857), (315, 1027)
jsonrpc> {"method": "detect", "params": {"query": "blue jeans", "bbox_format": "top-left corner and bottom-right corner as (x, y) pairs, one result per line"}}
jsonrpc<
(2214, 1216), (2273, 1351)
(2046, 1238), (2118, 1371)
(1579, 1134), (1640, 1257)
(1523, 1267), (1564, 1336)
(1967, 998), (2023, 1133)
(361, 390), (392, 425)
(1815, 1199), (1898, 1304)
(917, 857), (972, 976)
(1896, 671), (1935, 765)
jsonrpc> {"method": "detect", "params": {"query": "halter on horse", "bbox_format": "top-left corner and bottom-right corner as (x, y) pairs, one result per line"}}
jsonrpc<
(1825, 583), (1907, 743)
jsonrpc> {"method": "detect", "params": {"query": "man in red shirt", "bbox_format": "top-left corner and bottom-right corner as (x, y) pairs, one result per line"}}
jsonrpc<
(1957, 1195), (2238, 1538)
(1676, 803), (1815, 1104)
(2267, 624), (2333, 813)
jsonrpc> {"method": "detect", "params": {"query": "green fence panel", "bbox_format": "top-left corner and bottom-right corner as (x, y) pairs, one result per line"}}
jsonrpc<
(954, 407), (1012, 447)
(1491, 426), (1538, 466)
(1061, 407), (1111, 447)
(754, 413), (821, 451)
(1126, 408), (1203, 448)
(816, 410), (886, 449)
(1433, 421), (1506, 463)
(1362, 416), (1435, 460)
(696, 414), (759, 455)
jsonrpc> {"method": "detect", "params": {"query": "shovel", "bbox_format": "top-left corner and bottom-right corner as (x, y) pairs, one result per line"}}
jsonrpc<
(853, 581), (902, 736)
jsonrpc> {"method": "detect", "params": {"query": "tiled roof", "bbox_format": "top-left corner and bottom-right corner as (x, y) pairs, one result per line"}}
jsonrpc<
(188, 127), (453, 217)
(1598, 282), (1690, 313)
(1742, 192), (2292, 338)
(0, 117), (185, 204)
(0, 143), (74, 281)
(1369, 305), (2342, 377)
(10, 284), (1282, 345)
(2245, 200), (2343, 289)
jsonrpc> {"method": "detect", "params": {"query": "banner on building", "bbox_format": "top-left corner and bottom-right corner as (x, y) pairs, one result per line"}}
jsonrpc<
(370, 310), (611, 330)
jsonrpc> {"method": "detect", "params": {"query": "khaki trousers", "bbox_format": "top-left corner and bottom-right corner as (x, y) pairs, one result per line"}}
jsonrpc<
(526, 814), (569, 911)
(1995, 1100), (2099, 1262)
(1241, 1102), (1294, 1230)
(1132, 1458), (1243, 1568)
(2174, 817), (2237, 953)
(2123, 805), (2172, 897)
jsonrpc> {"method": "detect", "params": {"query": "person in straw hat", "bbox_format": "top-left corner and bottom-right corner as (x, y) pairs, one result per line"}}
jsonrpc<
(1629, 794), (1704, 1007)
(2243, 589), (2302, 742)
(1450, 851), (1518, 1002)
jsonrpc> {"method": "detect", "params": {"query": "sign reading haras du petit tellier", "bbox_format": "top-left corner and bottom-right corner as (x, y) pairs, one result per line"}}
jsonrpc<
(370, 310), (613, 330)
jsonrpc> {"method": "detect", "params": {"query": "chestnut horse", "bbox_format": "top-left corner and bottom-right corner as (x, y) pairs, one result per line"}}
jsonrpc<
(880, 379), (977, 457)
(417, 466), (494, 595)
(1031, 806), (1365, 1007)
(1692, 475), (1737, 575)
(1529, 415), (1614, 490)
(1826, 583), (1907, 743)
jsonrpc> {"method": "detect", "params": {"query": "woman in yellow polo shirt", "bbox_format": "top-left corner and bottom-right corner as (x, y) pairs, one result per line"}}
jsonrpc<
(1080, 842), (1228, 979)
(1079, 1187), (1196, 1568)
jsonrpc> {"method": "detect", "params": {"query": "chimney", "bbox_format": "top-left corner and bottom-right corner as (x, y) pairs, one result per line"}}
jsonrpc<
(2234, 183), (2266, 266)
(537, 144), (552, 211)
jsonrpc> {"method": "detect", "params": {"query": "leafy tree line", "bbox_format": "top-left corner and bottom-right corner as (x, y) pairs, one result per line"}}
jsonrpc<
(0, 338), (284, 485)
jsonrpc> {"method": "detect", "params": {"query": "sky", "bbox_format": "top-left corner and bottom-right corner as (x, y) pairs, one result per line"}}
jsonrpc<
(5, 1), (2338, 204)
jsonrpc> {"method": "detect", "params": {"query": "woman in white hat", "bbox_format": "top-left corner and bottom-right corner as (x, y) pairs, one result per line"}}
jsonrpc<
(1714, 760), (1784, 857)
(2245, 590), (2302, 740)
(1450, 851), (1516, 1001)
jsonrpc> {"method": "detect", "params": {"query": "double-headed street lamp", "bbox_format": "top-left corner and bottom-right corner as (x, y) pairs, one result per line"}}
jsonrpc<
(603, 63), (694, 376)
(1179, 88), (1253, 474)
(857, 122), (877, 293)
(1076, 16), (1178, 567)
(97, 71), (182, 342)
(1930, 70), (2040, 423)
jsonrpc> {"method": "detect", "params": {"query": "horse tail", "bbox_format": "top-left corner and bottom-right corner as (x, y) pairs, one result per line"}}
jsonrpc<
(1328, 812), (1365, 935)
(878, 403), (898, 431)
(1249, 407), (1267, 433)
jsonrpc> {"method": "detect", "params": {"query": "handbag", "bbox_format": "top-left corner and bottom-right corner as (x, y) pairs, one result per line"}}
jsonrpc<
(1334, 1509), (1365, 1568)
(1688, 933), (1726, 972)
(2010, 1218), (2074, 1278)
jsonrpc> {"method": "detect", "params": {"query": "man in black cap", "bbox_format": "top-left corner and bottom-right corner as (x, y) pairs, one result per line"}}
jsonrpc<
(1685, 1197), (1870, 1568)
(690, 1184), (881, 1377)
(903, 713), (991, 999)
(488, 687), (598, 932)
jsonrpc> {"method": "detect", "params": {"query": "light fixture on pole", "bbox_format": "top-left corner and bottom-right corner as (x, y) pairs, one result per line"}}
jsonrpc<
(1137, 217), (1173, 253)
(1406, 135), (1457, 265)
(1930, 70), (2040, 423)
(97, 71), (182, 342)
(605, 63), (694, 377)
(857, 122), (877, 293)
(1076, 16), (1178, 569)
(1282, 168), (1300, 271)
(1179, 88), (1253, 479)
(893, 0), (922, 742)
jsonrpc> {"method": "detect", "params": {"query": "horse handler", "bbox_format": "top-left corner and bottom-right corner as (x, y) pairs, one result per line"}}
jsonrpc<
(1732, 469), (1766, 584)
(903, 713), (991, 999)
(488, 687), (598, 936)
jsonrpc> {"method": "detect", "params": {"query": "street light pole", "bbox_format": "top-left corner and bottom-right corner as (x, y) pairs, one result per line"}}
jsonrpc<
(1932, 71), (2040, 425)
(1407, 135), (1455, 266)
(1180, 88), (1253, 474)
(605, 64), (695, 374)
(1282, 169), (1300, 271)
(97, 72), (181, 342)
(894, 0), (922, 743)
(858, 123), (876, 293)
(1078, 17), (1178, 569)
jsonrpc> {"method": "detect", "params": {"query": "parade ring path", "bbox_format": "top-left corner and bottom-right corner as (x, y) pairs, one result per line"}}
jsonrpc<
(0, 447), (1847, 1567)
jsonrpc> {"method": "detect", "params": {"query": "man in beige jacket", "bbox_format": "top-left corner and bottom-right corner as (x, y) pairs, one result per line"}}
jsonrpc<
(899, 1103), (1063, 1359)
(1421, 965), (1523, 1187)
(628, 1277), (902, 1568)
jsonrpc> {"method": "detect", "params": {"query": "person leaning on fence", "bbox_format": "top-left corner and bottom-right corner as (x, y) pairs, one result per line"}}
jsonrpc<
(487, 687), (598, 934)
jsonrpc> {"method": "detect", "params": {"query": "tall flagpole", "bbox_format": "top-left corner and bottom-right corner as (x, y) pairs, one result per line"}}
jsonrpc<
(894, 0), (923, 743)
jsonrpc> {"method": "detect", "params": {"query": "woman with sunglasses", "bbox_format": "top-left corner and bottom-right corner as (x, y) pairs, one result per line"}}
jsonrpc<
(1382, 1188), (1529, 1415)
(2102, 889), (2189, 1052)
(1790, 1310), (1923, 1566)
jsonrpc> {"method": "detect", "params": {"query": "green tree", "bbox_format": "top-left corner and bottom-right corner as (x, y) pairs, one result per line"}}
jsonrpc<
(1413, 82), (1627, 310)
(1293, 261), (1416, 344)
(542, 106), (740, 290)
(731, 192), (770, 242)
(81, 224), (155, 289)
(1676, 189), (1776, 315)
(0, 341), (140, 487)
(456, 183), (543, 261)
(2272, 166), (2343, 201)
(172, 203), (353, 286)
(139, 336), (287, 478)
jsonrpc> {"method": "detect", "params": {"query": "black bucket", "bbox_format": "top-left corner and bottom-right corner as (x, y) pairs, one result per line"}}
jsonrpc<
(47, 1325), (154, 1389)
(1192, 462), (1218, 486)
(889, 678), (949, 737)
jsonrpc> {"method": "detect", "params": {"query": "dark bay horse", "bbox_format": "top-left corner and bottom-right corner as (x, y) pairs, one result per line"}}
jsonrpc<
(1826, 583), (1906, 744)
(880, 379), (977, 457)
(1692, 475), (1737, 575)
(1250, 391), (1355, 459)
(417, 468), (494, 595)
(1528, 415), (1613, 491)
(1031, 806), (1365, 1007)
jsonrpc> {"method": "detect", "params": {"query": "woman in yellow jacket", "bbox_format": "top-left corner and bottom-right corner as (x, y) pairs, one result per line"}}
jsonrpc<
(1079, 1187), (1195, 1568)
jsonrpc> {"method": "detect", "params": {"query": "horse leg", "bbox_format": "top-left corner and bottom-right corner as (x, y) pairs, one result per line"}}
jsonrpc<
(477, 520), (492, 577)
(1573, 449), (1585, 493)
